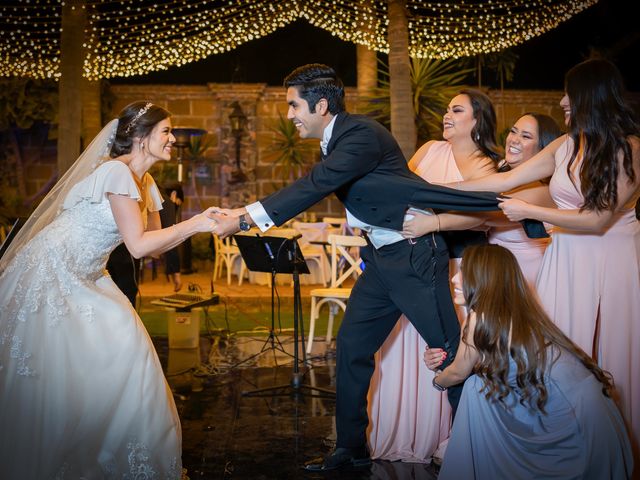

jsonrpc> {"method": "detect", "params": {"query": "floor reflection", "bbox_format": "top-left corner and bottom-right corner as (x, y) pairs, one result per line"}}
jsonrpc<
(153, 334), (438, 479)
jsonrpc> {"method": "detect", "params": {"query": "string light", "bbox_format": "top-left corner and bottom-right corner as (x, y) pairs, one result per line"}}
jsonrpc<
(0, 0), (597, 80)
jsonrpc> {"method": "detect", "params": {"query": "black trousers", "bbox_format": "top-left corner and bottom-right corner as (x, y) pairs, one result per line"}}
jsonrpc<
(335, 233), (463, 448)
(106, 243), (140, 308)
(159, 201), (181, 275)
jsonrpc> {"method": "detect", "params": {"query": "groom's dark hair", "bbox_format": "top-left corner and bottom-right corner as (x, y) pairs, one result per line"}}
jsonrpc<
(284, 64), (345, 115)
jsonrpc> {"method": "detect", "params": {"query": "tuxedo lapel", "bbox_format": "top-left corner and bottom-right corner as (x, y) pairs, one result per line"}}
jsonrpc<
(325, 112), (349, 155)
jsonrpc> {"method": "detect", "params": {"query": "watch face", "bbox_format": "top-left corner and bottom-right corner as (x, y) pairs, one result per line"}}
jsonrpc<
(239, 215), (250, 231)
(432, 377), (447, 391)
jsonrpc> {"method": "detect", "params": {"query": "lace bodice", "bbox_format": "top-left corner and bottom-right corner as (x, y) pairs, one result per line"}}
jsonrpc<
(0, 161), (163, 373)
(2, 161), (162, 282)
(12, 201), (124, 283)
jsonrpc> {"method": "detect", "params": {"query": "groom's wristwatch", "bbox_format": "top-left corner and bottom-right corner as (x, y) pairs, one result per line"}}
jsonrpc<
(238, 214), (251, 232)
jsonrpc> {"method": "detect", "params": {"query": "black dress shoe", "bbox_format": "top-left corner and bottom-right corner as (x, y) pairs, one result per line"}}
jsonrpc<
(303, 446), (372, 471)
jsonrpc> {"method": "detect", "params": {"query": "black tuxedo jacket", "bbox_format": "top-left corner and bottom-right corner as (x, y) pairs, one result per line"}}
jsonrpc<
(261, 112), (500, 230)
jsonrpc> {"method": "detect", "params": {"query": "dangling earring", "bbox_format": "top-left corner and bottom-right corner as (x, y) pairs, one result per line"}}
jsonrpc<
(474, 133), (480, 142)
(140, 142), (145, 150)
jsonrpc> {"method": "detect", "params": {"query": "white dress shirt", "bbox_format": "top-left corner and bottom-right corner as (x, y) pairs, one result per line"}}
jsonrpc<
(246, 115), (432, 249)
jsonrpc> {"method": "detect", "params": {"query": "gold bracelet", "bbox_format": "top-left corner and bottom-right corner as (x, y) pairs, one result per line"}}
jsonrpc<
(435, 214), (441, 233)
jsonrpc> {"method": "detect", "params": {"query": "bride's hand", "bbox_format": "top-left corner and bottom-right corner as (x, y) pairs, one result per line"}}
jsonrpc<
(190, 207), (223, 234)
(206, 207), (244, 218)
(423, 346), (447, 371)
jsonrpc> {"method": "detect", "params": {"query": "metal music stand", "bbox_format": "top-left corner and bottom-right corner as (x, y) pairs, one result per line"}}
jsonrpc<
(233, 233), (334, 398)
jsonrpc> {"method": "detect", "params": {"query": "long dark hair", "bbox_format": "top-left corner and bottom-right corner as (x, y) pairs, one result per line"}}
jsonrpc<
(498, 112), (562, 172)
(564, 58), (639, 211)
(110, 101), (171, 158)
(460, 244), (613, 412)
(526, 112), (563, 151)
(460, 88), (501, 164)
(284, 63), (346, 115)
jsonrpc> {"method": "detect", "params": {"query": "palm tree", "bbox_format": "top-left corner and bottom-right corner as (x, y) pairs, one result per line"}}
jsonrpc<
(359, 57), (472, 145)
(0, 78), (58, 221)
(58, 0), (87, 174)
(264, 113), (317, 183)
(470, 49), (518, 126)
(357, 44), (378, 110)
(387, 0), (416, 159)
(356, 0), (378, 111)
(471, 50), (518, 91)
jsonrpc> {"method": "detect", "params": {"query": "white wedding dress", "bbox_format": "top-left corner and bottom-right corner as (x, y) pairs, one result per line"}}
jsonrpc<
(0, 161), (182, 479)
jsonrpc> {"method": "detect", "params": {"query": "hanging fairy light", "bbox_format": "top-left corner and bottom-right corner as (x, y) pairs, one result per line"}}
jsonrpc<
(0, 0), (597, 80)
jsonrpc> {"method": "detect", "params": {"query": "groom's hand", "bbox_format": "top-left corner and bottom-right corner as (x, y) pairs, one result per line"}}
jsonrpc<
(206, 207), (246, 218)
(210, 213), (240, 239)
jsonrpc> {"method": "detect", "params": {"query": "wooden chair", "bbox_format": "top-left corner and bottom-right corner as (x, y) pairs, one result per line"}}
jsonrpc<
(306, 234), (367, 354)
(291, 221), (330, 285)
(212, 234), (244, 285)
(321, 217), (349, 235)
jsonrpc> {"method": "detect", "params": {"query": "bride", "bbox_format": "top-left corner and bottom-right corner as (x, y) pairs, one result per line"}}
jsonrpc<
(0, 101), (218, 478)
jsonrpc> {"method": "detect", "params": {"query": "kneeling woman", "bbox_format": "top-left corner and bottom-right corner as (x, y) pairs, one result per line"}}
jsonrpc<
(425, 244), (633, 479)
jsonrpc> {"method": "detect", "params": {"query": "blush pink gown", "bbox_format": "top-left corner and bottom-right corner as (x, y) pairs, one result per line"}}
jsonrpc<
(367, 141), (459, 462)
(488, 221), (550, 286)
(536, 137), (640, 453)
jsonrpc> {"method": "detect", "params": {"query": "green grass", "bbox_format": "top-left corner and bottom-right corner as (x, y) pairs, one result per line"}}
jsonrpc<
(140, 307), (343, 338)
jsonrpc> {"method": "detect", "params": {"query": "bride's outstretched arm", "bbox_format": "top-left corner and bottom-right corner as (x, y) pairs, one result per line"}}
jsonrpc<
(109, 194), (217, 258)
(457, 135), (565, 193)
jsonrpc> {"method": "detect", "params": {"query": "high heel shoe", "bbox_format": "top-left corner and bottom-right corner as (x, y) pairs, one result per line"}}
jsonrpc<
(173, 281), (183, 292)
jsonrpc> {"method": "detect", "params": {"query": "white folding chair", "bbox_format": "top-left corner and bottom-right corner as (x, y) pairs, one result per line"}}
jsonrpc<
(212, 234), (244, 285)
(306, 234), (367, 354)
(292, 221), (329, 285)
(321, 217), (348, 235)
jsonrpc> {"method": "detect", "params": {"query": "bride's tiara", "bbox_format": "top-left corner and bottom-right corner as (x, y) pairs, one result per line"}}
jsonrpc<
(125, 102), (153, 134)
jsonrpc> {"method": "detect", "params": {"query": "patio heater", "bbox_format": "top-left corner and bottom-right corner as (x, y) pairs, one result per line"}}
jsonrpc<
(228, 101), (248, 184)
(172, 127), (206, 184)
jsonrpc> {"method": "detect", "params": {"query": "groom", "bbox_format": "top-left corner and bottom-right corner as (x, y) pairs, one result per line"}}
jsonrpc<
(210, 64), (500, 471)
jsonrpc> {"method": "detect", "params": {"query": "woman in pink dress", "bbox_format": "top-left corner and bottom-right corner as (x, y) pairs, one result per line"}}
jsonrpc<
(367, 89), (500, 463)
(403, 113), (561, 286)
(458, 58), (640, 472)
(488, 112), (561, 285)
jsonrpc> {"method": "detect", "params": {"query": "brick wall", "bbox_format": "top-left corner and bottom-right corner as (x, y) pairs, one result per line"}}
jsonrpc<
(18, 85), (636, 220)
(109, 84), (577, 218)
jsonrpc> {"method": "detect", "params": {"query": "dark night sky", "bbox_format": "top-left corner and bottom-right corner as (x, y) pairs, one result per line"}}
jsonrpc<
(110, 0), (639, 92)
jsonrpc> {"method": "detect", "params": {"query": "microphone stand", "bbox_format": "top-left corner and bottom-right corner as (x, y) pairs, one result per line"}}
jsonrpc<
(243, 235), (334, 399)
(230, 235), (292, 369)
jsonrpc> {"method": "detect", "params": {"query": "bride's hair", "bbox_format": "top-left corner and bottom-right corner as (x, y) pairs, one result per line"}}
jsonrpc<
(110, 101), (171, 157)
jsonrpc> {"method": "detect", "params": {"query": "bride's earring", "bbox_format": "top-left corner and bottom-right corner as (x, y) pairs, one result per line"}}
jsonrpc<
(140, 142), (145, 150)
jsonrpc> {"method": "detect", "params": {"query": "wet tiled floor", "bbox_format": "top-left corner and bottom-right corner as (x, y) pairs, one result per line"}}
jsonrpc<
(141, 266), (439, 480)
(152, 335), (438, 480)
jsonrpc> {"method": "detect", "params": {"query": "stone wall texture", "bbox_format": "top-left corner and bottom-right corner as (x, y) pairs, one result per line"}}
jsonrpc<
(15, 85), (638, 220)
(108, 84), (575, 218)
